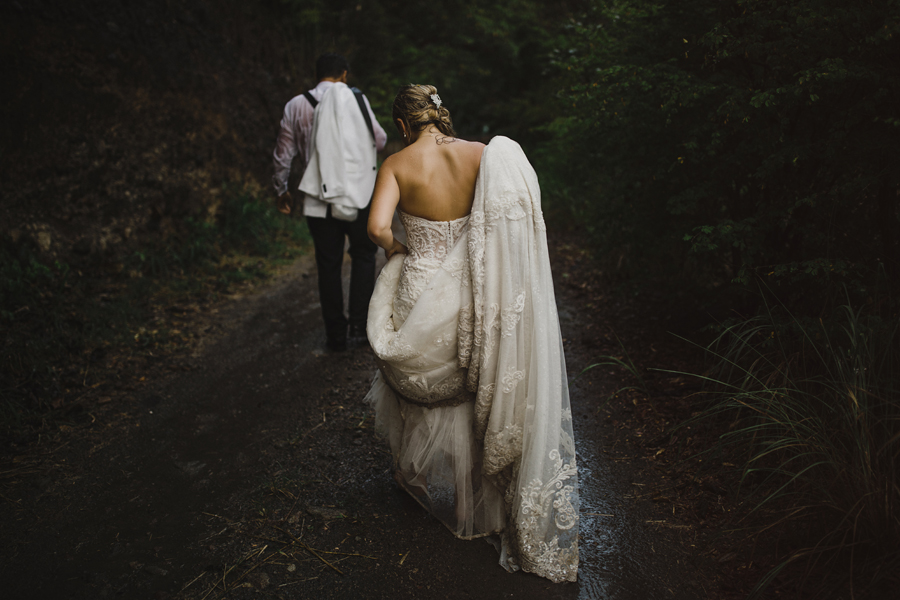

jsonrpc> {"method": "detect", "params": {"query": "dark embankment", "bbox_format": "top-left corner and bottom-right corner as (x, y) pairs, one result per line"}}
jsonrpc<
(1, 0), (312, 434)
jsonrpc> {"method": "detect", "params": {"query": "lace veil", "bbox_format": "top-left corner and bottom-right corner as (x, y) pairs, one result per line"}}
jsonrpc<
(461, 136), (579, 582)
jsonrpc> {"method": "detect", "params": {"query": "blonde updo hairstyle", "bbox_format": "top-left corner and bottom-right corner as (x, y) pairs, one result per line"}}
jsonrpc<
(392, 84), (456, 138)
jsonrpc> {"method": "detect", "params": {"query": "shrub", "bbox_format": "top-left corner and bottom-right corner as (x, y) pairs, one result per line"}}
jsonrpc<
(682, 299), (900, 598)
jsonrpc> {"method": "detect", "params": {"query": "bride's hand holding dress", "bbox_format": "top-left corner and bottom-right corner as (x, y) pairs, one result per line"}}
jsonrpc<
(385, 239), (407, 259)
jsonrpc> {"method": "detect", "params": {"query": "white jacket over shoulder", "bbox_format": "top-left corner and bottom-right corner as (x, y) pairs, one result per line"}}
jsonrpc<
(299, 82), (378, 210)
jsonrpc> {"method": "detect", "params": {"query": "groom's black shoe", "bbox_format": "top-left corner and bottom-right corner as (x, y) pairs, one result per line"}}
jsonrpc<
(348, 324), (368, 349)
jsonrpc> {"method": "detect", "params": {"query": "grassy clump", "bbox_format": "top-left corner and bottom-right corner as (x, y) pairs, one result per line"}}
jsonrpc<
(0, 182), (309, 436)
(682, 301), (900, 598)
(126, 181), (308, 278)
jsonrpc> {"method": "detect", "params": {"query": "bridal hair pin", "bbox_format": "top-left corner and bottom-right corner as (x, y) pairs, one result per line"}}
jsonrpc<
(430, 93), (442, 108)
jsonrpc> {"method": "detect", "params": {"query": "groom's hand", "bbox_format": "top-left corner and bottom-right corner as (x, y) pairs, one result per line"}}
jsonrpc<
(277, 192), (292, 215)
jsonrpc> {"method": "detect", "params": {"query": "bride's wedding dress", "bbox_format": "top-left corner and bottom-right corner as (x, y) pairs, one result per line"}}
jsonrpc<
(365, 136), (579, 583)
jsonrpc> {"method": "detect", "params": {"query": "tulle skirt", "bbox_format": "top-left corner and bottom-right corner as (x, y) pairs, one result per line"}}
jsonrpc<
(365, 370), (505, 539)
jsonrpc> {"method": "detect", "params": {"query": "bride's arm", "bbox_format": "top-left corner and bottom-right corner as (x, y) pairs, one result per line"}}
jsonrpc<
(368, 159), (407, 258)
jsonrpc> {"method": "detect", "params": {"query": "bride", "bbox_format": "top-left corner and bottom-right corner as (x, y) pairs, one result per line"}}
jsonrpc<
(365, 84), (579, 583)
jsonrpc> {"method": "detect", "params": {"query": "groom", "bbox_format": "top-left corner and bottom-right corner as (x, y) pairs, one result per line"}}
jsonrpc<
(272, 53), (387, 351)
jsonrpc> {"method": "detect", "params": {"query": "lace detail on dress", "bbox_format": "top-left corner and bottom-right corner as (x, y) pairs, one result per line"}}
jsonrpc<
(501, 367), (526, 393)
(441, 257), (470, 286)
(501, 290), (526, 338)
(457, 305), (475, 368)
(483, 423), (523, 474)
(516, 450), (579, 582)
(377, 360), (469, 405)
(400, 211), (470, 262)
(394, 211), (471, 325)
(473, 382), (495, 441)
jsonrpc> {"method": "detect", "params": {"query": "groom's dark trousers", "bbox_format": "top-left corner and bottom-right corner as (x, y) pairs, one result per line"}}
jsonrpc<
(306, 204), (377, 347)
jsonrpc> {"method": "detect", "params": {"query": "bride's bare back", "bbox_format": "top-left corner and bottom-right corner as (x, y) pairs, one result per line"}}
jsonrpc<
(392, 134), (484, 221)
(368, 129), (484, 256)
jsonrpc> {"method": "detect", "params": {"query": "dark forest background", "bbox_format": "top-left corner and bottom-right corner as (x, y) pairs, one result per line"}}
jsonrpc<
(2, 1), (899, 597)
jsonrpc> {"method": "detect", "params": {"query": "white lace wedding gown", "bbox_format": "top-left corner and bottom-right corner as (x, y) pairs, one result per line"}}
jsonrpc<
(366, 136), (579, 583)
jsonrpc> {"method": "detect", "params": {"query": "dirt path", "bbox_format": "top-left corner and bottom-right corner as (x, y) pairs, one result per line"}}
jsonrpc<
(2, 241), (723, 599)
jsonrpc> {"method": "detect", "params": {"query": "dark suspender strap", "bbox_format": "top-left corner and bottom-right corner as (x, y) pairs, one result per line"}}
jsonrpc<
(302, 90), (318, 108)
(351, 87), (376, 142)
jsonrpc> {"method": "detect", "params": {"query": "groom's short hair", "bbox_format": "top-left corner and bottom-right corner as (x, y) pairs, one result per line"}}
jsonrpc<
(316, 53), (350, 81)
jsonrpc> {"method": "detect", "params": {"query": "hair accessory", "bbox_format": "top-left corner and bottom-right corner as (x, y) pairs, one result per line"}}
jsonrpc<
(430, 93), (442, 108)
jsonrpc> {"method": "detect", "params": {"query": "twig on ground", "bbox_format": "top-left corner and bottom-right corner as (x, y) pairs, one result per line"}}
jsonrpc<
(282, 490), (303, 525)
(200, 527), (228, 543)
(278, 577), (318, 587)
(272, 525), (350, 574)
(198, 545), (261, 600)
(297, 421), (324, 443)
(646, 520), (692, 529)
(179, 570), (208, 592)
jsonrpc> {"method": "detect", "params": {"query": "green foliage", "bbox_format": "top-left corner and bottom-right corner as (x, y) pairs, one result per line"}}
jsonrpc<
(275, 0), (578, 144)
(675, 299), (900, 598)
(553, 0), (900, 304)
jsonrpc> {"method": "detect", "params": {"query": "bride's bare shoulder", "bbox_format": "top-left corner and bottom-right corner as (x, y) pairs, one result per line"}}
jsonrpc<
(463, 139), (486, 152)
(460, 139), (486, 164)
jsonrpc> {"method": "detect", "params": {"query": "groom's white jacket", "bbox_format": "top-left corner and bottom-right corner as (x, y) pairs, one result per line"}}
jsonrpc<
(298, 82), (378, 211)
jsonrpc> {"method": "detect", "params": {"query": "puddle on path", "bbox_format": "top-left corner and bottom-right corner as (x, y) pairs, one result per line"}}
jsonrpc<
(560, 311), (703, 599)
(575, 440), (698, 600)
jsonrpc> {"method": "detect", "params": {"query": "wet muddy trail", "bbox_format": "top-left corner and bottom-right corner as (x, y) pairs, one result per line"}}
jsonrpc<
(2, 238), (727, 600)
